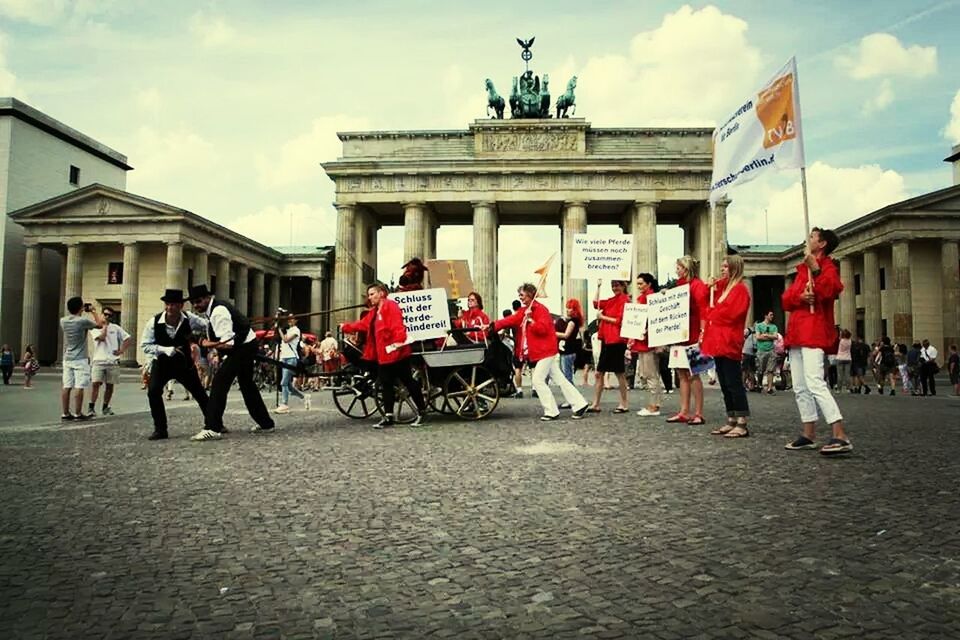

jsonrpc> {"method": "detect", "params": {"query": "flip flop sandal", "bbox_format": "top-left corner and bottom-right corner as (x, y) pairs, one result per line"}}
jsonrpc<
(710, 425), (735, 435)
(665, 413), (690, 423)
(613, 407), (629, 414)
(687, 415), (706, 426)
(723, 427), (750, 438)
(587, 407), (602, 413)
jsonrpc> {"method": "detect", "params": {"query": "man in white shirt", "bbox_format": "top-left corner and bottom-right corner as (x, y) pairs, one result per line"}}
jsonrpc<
(920, 339), (940, 396)
(188, 284), (275, 441)
(88, 306), (133, 416)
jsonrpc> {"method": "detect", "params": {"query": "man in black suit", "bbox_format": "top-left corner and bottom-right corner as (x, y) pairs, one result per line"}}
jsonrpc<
(188, 284), (275, 441)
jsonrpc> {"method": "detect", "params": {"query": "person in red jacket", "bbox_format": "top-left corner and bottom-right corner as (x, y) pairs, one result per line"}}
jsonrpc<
(629, 273), (665, 417)
(341, 306), (377, 374)
(590, 279), (631, 413)
(340, 283), (427, 429)
(491, 283), (589, 421)
(455, 292), (490, 342)
(701, 255), (751, 438)
(666, 255), (710, 426)
(782, 227), (852, 456)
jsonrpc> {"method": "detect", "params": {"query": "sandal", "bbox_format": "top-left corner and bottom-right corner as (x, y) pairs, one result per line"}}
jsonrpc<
(587, 406), (602, 413)
(687, 414), (706, 426)
(710, 425), (734, 435)
(613, 407), (629, 414)
(723, 425), (750, 438)
(665, 412), (690, 423)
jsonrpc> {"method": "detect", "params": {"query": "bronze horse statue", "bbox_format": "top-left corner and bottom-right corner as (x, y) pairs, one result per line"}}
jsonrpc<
(556, 75), (577, 118)
(485, 79), (505, 119)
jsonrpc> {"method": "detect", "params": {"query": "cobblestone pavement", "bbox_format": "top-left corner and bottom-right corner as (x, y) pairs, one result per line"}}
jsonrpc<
(2, 385), (959, 639)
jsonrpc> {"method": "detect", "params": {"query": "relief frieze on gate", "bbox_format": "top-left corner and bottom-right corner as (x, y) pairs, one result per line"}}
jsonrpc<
(337, 172), (709, 193)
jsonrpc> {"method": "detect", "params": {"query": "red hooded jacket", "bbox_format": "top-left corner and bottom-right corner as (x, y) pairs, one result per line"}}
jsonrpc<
(341, 311), (376, 363)
(782, 255), (843, 351)
(455, 308), (490, 342)
(593, 293), (630, 345)
(701, 278), (751, 361)
(677, 277), (709, 346)
(342, 298), (411, 365)
(494, 300), (557, 363)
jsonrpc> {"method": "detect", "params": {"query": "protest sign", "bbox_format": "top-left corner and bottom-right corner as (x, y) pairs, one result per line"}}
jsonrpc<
(389, 288), (451, 342)
(620, 303), (649, 340)
(425, 260), (474, 300)
(646, 284), (690, 347)
(709, 57), (805, 203)
(570, 234), (633, 280)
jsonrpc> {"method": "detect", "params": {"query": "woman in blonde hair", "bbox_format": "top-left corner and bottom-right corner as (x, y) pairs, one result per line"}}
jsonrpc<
(666, 255), (710, 425)
(701, 254), (752, 437)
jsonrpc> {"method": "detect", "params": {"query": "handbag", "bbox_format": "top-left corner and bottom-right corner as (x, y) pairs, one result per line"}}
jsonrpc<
(25, 358), (40, 375)
(685, 345), (715, 376)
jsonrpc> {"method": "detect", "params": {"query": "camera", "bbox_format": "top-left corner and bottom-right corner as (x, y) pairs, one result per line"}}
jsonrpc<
(83, 303), (93, 312)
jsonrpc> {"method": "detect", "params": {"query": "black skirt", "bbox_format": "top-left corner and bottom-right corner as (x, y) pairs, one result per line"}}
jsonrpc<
(597, 342), (627, 373)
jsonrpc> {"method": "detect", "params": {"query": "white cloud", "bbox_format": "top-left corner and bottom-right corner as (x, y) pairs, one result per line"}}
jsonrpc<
(135, 87), (161, 117)
(837, 33), (937, 79)
(256, 115), (369, 188)
(945, 89), (960, 144)
(728, 161), (908, 245)
(0, 0), (119, 26)
(862, 79), (894, 115)
(573, 5), (765, 125)
(229, 203), (335, 248)
(126, 126), (219, 189)
(188, 11), (237, 48)
(0, 33), (20, 96)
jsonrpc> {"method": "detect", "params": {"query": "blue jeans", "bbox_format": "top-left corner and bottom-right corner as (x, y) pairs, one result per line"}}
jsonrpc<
(560, 353), (576, 383)
(281, 357), (304, 405)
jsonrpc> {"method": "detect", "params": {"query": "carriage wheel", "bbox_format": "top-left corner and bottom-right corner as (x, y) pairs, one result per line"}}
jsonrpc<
(443, 364), (500, 420)
(332, 375), (376, 419)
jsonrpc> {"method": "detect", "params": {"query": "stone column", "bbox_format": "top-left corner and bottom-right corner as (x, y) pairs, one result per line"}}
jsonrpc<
(562, 201), (588, 314)
(631, 200), (659, 278)
(120, 242), (141, 366)
(425, 208), (438, 260)
(235, 264), (249, 316)
(268, 275), (281, 316)
(65, 242), (83, 300)
(251, 270), (265, 319)
(333, 204), (357, 325)
(862, 249), (882, 341)
(710, 199), (730, 278)
(839, 257), (856, 334)
(942, 240), (960, 353)
(403, 202), (427, 263)
(472, 201), (498, 314)
(310, 277), (324, 337)
(890, 241), (912, 344)
(215, 256), (230, 301)
(743, 276), (754, 328)
(193, 249), (209, 289)
(165, 241), (183, 291)
(20, 245), (42, 352)
(57, 252), (67, 359)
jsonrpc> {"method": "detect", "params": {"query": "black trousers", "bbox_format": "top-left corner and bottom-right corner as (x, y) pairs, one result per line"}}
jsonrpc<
(714, 356), (750, 418)
(147, 355), (208, 434)
(658, 352), (673, 392)
(378, 359), (426, 415)
(1, 364), (12, 384)
(920, 362), (937, 396)
(206, 341), (274, 432)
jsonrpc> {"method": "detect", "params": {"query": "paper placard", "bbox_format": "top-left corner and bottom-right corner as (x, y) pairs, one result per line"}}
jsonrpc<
(620, 303), (649, 340)
(424, 260), (474, 300)
(570, 233), (633, 280)
(647, 284), (690, 347)
(389, 288), (451, 342)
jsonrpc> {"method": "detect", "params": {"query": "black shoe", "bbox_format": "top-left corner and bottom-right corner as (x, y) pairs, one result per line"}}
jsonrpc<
(74, 413), (93, 421)
(571, 405), (588, 420)
(147, 431), (168, 441)
(374, 415), (395, 429)
(411, 413), (425, 427)
(102, 406), (115, 416)
(539, 414), (559, 422)
(558, 402), (572, 409)
(889, 389), (895, 396)
(61, 414), (75, 422)
(864, 387), (871, 395)
(87, 404), (95, 415)
(511, 391), (523, 399)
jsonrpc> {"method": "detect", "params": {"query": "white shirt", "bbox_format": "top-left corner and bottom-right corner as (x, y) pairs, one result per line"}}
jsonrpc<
(206, 296), (256, 345)
(279, 325), (301, 359)
(141, 311), (208, 358)
(90, 324), (131, 365)
(922, 345), (939, 362)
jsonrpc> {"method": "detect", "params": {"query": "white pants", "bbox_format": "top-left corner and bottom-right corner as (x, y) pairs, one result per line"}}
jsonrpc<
(531, 357), (588, 418)
(790, 347), (843, 425)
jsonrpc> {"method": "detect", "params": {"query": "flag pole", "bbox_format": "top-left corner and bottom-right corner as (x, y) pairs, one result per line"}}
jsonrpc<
(800, 166), (815, 313)
(709, 201), (717, 306)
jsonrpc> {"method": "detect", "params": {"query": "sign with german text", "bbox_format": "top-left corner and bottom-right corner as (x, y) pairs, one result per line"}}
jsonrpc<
(646, 284), (690, 347)
(389, 288), (451, 342)
(570, 233), (633, 280)
(620, 303), (649, 340)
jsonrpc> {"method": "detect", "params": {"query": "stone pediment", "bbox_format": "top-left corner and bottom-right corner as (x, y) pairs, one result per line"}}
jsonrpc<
(893, 184), (960, 214)
(9, 184), (188, 223)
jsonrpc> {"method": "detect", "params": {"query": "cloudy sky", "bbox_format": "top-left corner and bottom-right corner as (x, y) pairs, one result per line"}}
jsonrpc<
(2, 0), (959, 314)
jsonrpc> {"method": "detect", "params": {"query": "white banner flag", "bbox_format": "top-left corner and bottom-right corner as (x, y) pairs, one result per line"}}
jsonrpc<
(709, 57), (805, 203)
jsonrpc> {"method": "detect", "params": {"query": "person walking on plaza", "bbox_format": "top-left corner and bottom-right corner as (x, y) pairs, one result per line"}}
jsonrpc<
(782, 228), (852, 456)
(141, 290), (210, 440)
(741, 327), (757, 392)
(875, 336), (897, 396)
(60, 297), (104, 421)
(492, 283), (589, 421)
(630, 273), (665, 418)
(850, 334), (870, 393)
(947, 344), (959, 396)
(835, 329), (852, 392)
(1, 344), (14, 385)
(755, 310), (778, 394)
(589, 279), (631, 413)
(88, 306), (133, 416)
(21, 345), (38, 389)
(276, 313), (308, 414)
(556, 298), (584, 387)
(666, 256), (710, 426)
(340, 283), (428, 428)
(919, 339), (939, 396)
(701, 255), (752, 438)
(188, 284), (276, 440)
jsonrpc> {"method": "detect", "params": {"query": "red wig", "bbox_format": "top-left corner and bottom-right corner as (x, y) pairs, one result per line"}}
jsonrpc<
(565, 298), (584, 322)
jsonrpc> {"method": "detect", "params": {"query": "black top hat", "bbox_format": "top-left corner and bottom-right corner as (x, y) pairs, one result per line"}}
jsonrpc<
(188, 284), (212, 301)
(161, 289), (186, 304)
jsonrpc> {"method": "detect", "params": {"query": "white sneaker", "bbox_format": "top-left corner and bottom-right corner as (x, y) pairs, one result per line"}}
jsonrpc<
(637, 408), (661, 417)
(190, 429), (222, 441)
(274, 404), (290, 414)
(304, 394), (312, 411)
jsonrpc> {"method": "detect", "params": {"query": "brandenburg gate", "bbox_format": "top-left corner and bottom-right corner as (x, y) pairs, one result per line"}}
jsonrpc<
(322, 118), (724, 322)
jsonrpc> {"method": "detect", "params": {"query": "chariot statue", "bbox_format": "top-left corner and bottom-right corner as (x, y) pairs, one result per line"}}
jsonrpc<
(483, 38), (576, 120)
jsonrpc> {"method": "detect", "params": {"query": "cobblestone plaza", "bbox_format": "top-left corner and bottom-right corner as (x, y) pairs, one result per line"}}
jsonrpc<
(2, 388), (958, 639)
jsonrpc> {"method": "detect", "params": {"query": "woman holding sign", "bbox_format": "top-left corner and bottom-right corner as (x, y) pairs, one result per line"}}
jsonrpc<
(590, 279), (632, 413)
(629, 273), (664, 417)
(666, 256), (710, 426)
(701, 255), (752, 437)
